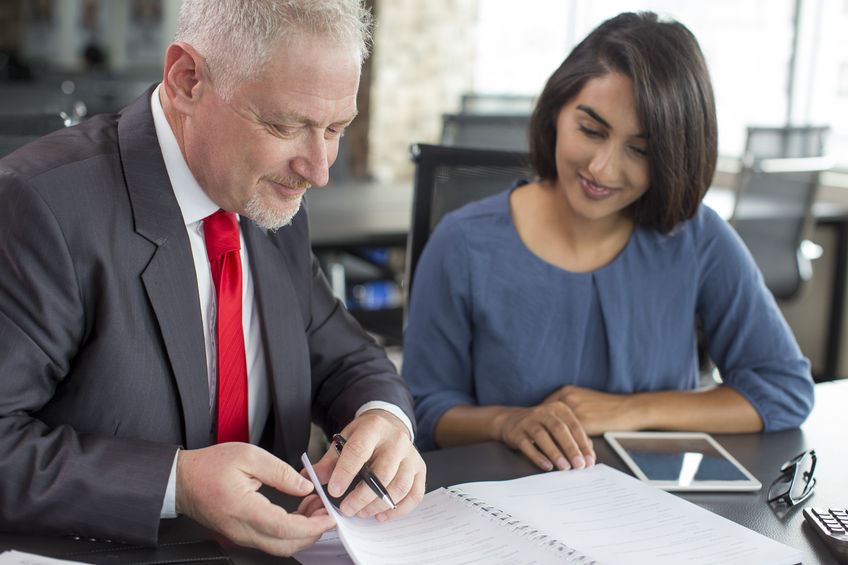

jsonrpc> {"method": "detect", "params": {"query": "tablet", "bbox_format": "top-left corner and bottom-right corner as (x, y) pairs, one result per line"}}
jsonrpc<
(604, 431), (762, 492)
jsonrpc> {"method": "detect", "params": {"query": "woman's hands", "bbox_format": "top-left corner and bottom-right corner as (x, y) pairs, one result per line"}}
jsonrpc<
(493, 402), (596, 471)
(435, 384), (761, 473)
(544, 384), (763, 434)
(432, 392), (604, 473)
(489, 386), (646, 471)
(543, 385), (641, 434)
(491, 386), (649, 470)
(436, 386), (646, 471)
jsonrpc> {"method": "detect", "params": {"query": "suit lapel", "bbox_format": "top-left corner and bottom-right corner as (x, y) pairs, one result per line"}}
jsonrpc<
(118, 88), (212, 449)
(242, 221), (311, 463)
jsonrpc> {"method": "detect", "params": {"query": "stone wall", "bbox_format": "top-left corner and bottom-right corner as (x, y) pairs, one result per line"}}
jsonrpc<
(367, 0), (479, 182)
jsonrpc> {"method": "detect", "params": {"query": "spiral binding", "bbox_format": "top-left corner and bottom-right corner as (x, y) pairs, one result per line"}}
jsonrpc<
(447, 487), (596, 563)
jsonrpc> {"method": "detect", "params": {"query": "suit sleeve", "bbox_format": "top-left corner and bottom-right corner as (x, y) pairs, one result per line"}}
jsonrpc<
(0, 171), (177, 544)
(303, 250), (416, 437)
(278, 204), (415, 439)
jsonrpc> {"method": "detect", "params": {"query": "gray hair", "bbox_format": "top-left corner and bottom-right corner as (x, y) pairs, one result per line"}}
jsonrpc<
(174, 0), (373, 101)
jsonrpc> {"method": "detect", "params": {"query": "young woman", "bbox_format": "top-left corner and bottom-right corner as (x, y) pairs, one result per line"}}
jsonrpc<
(402, 12), (814, 472)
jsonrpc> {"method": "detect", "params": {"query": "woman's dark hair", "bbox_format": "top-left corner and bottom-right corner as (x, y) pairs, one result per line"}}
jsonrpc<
(528, 12), (717, 233)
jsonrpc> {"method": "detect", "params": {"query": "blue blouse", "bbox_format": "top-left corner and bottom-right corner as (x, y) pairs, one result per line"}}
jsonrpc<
(402, 189), (814, 450)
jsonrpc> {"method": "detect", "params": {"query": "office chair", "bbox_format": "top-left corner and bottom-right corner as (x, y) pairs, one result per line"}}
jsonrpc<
(405, 143), (535, 307)
(730, 126), (832, 301)
(459, 93), (537, 115)
(440, 113), (531, 152)
(743, 125), (829, 161)
(0, 112), (67, 158)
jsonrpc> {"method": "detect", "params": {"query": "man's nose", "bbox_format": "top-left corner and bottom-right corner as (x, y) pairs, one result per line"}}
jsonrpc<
(291, 132), (332, 188)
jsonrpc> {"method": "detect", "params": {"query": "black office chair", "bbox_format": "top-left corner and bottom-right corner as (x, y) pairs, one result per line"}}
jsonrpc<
(440, 113), (531, 152)
(730, 126), (831, 301)
(405, 143), (535, 309)
(0, 112), (68, 158)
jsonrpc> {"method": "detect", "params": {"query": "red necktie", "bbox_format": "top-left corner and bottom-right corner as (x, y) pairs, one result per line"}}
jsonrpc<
(203, 210), (249, 443)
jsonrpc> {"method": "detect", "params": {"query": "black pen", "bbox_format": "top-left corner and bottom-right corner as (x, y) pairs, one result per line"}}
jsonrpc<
(332, 433), (397, 510)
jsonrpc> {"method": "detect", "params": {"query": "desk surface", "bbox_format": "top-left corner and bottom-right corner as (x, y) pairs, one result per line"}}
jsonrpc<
(306, 179), (412, 250)
(426, 381), (847, 565)
(2, 380), (845, 564)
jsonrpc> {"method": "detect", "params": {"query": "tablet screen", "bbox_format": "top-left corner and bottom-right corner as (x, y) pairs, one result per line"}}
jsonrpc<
(604, 432), (762, 491)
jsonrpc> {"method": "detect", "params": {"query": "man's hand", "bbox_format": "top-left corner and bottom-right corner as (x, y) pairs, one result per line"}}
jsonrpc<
(175, 443), (336, 557)
(309, 410), (426, 522)
(493, 402), (596, 472)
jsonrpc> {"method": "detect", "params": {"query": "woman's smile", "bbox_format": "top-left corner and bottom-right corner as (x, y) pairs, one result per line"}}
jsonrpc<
(579, 174), (616, 201)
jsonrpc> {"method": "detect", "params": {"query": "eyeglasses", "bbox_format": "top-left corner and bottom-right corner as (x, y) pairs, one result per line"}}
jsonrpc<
(767, 449), (817, 506)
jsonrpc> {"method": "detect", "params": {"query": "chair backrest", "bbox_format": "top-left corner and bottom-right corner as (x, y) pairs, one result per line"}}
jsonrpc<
(405, 143), (535, 305)
(440, 113), (531, 152)
(460, 93), (537, 115)
(743, 125), (829, 161)
(731, 126), (831, 300)
(0, 112), (67, 158)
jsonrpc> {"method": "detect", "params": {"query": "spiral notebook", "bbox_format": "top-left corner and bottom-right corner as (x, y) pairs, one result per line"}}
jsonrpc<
(299, 454), (801, 565)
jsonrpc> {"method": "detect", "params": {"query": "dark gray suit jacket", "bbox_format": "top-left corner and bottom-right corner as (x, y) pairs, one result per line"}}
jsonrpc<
(0, 87), (414, 544)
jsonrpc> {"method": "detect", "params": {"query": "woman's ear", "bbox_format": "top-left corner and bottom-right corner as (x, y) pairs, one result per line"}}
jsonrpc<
(161, 42), (209, 116)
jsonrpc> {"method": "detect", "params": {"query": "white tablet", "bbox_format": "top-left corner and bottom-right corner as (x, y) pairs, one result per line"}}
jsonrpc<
(604, 431), (762, 492)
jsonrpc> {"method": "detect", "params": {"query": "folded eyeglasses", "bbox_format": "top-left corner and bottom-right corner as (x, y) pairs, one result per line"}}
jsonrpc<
(767, 449), (817, 506)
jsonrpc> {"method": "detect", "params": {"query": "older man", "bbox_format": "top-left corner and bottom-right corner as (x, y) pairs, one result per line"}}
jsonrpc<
(0, 0), (424, 556)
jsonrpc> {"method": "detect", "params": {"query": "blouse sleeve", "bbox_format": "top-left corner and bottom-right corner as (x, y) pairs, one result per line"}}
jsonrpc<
(694, 207), (814, 430)
(402, 214), (476, 450)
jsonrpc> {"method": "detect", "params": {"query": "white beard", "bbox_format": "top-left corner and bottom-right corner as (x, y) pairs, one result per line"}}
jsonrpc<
(243, 194), (303, 232)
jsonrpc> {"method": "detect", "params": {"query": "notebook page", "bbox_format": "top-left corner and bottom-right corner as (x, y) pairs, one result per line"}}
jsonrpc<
(292, 529), (354, 565)
(0, 552), (90, 565)
(300, 453), (576, 564)
(455, 464), (801, 565)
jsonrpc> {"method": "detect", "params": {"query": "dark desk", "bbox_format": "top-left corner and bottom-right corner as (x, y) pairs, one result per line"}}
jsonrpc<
(426, 380), (848, 565)
(306, 179), (412, 251)
(306, 180), (413, 343)
(2, 380), (845, 564)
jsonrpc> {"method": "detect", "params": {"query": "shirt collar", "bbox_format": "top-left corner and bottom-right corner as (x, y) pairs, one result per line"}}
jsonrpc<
(150, 84), (219, 225)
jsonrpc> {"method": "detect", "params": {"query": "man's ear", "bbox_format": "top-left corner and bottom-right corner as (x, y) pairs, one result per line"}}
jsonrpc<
(161, 42), (209, 116)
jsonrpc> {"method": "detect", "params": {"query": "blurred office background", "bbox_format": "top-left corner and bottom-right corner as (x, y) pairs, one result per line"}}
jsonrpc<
(2, 0), (846, 178)
(2, 0), (847, 379)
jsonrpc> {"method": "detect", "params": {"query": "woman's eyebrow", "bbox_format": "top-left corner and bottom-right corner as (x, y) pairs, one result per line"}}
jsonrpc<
(576, 104), (647, 139)
(576, 104), (611, 129)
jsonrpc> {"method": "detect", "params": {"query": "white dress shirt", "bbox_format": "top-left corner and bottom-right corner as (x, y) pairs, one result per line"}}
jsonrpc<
(149, 86), (411, 518)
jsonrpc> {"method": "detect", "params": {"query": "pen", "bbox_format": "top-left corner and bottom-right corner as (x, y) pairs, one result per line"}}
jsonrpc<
(332, 433), (397, 510)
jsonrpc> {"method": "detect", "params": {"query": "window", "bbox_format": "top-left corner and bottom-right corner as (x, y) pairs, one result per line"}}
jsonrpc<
(473, 0), (847, 168)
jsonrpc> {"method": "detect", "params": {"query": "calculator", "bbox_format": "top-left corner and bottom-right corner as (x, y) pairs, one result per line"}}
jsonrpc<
(803, 507), (848, 562)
